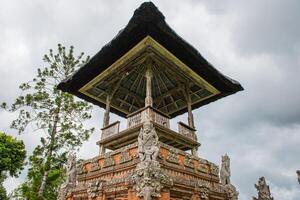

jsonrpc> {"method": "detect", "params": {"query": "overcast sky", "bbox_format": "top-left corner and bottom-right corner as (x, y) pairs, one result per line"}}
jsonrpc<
(0, 0), (299, 199)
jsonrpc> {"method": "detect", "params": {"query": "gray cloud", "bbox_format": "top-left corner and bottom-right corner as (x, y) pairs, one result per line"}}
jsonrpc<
(1, 0), (299, 199)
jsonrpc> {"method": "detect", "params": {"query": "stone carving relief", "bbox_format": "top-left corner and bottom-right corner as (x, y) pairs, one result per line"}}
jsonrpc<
(253, 177), (274, 200)
(76, 161), (87, 175)
(166, 147), (179, 164)
(224, 184), (239, 200)
(58, 153), (77, 200)
(103, 153), (115, 168)
(184, 154), (194, 169)
(90, 159), (101, 171)
(138, 120), (159, 162)
(130, 120), (173, 200)
(87, 180), (104, 199)
(119, 148), (132, 164)
(210, 163), (219, 176)
(199, 185), (210, 200)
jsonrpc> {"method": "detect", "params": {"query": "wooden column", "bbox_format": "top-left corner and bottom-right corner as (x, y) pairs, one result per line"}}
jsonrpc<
(103, 95), (111, 127)
(145, 64), (153, 107)
(182, 84), (195, 128)
(99, 77), (123, 155)
(182, 84), (198, 156)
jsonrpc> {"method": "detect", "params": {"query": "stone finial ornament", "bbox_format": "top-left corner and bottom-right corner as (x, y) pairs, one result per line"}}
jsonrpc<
(58, 153), (77, 200)
(253, 177), (274, 200)
(131, 120), (172, 200)
(297, 170), (300, 185)
(220, 154), (239, 200)
(220, 154), (231, 185)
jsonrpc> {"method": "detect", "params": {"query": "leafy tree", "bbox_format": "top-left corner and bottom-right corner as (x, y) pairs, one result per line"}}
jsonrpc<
(1, 44), (95, 199)
(0, 131), (26, 199)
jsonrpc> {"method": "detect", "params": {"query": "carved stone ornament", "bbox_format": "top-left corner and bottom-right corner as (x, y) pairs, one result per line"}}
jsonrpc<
(297, 170), (300, 185)
(119, 148), (132, 164)
(87, 180), (104, 198)
(90, 159), (101, 172)
(253, 177), (274, 200)
(224, 184), (239, 200)
(220, 154), (231, 185)
(210, 163), (219, 176)
(184, 153), (194, 169)
(76, 161), (87, 175)
(58, 153), (77, 200)
(103, 153), (115, 168)
(166, 147), (179, 164)
(130, 120), (173, 200)
(199, 185), (210, 200)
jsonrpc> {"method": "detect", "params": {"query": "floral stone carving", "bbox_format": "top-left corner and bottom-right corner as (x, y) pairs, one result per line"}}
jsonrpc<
(119, 148), (132, 164)
(130, 120), (172, 200)
(184, 154), (194, 169)
(166, 147), (179, 164)
(87, 180), (104, 199)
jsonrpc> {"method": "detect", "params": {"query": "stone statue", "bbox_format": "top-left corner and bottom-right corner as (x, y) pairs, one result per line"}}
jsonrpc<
(297, 170), (300, 185)
(130, 120), (172, 200)
(253, 177), (274, 200)
(58, 153), (77, 200)
(219, 154), (239, 200)
(220, 154), (231, 185)
(138, 120), (159, 162)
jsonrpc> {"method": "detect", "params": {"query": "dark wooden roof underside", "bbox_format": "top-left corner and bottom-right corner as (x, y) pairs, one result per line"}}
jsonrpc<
(57, 2), (243, 118)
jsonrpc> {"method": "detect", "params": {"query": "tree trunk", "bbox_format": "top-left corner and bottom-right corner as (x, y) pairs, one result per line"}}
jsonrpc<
(38, 108), (60, 198)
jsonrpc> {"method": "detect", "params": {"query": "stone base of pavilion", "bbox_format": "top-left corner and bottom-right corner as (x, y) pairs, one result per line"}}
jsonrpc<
(66, 142), (232, 200)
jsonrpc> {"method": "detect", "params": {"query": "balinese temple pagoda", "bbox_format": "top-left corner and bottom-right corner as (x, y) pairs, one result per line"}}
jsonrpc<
(57, 2), (243, 200)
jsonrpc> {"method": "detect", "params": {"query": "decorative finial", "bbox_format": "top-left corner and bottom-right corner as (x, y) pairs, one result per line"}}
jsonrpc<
(253, 177), (274, 200)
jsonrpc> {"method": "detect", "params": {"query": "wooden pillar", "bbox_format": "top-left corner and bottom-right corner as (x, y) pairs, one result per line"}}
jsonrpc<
(103, 95), (111, 127)
(182, 84), (198, 156)
(145, 64), (153, 107)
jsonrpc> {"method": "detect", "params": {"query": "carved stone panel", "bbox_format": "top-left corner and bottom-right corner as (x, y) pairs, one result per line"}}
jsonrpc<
(166, 147), (179, 164)
(103, 154), (115, 168)
(184, 154), (194, 169)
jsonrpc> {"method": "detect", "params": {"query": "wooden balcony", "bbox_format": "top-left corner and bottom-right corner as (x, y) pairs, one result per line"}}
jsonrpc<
(98, 106), (200, 152)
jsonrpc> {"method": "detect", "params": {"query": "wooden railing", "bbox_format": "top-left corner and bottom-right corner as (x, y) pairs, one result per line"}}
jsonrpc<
(178, 121), (197, 141)
(127, 106), (170, 128)
(101, 121), (120, 140)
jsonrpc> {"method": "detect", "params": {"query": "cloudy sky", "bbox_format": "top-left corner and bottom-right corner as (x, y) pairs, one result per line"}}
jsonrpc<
(1, 0), (299, 199)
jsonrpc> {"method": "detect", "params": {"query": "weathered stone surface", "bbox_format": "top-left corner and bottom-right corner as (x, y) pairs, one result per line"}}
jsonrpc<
(103, 153), (115, 168)
(219, 154), (239, 200)
(166, 147), (179, 164)
(58, 153), (77, 200)
(87, 180), (104, 198)
(131, 121), (173, 200)
(184, 153), (194, 169)
(253, 177), (274, 200)
(220, 154), (231, 185)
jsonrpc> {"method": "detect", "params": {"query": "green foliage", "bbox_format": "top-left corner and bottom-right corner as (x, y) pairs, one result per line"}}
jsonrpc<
(0, 173), (9, 200)
(0, 132), (26, 177)
(2, 44), (95, 199)
(0, 132), (26, 199)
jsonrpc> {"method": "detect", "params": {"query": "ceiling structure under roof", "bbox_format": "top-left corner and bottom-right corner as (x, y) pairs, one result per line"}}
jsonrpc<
(57, 2), (243, 118)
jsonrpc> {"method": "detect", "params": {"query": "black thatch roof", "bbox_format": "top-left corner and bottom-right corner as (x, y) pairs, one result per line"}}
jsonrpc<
(57, 2), (243, 118)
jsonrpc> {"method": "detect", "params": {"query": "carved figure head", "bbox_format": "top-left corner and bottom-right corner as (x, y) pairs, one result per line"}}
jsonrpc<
(143, 121), (152, 133)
